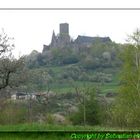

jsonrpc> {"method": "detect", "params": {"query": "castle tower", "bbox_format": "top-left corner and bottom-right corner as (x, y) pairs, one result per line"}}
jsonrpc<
(60, 23), (69, 35)
(59, 23), (70, 45)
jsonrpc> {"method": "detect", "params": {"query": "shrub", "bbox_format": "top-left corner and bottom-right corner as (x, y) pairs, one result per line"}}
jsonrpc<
(0, 102), (28, 125)
(69, 88), (102, 125)
(92, 72), (112, 83)
(62, 55), (79, 64)
(78, 72), (89, 81)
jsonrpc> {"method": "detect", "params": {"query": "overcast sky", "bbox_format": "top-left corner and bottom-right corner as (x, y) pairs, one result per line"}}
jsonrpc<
(0, 0), (140, 8)
(0, 0), (140, 57)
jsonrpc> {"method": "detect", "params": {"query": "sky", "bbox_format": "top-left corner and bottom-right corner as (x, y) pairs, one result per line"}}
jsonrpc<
(0, 0), (140, 8)
(0, 0), (140, 57)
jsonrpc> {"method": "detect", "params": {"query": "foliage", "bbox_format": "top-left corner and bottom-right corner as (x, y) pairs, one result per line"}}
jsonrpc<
(70, 87), (102, 125)
(21, 68), (53, 91)
(60, 66), (82, 80)
(81, 55), (100, 69)
(111, 29), (140, 127)
(25, 50), (40, 68)
(49, 47), (79, 65)
(0, 29), (14, 57)
(0, 30), (26, 99)
(92, 72), (112, 83)
(25, 39), (121, 70)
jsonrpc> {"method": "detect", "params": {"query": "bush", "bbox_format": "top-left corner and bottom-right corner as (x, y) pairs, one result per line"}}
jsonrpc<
(0, 102), (28, 125)
(110, 94), (140, 128)
(62, 55), (79, 64)
(78, 72), (89, 81)
(82, 56), (100, 70)
(60, 66), (82, 80)
(92, 72), (112, 83)
(44, 113), (54, 124)
(70, 88), (102, 125)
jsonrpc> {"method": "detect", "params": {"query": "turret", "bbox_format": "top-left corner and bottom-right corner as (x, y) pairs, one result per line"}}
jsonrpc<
(50, 30), (57, 47)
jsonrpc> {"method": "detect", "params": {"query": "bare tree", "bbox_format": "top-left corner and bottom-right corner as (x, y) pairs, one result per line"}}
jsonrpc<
(0, 29), (14, 57)
(0, 29), (25, 98)
(70, 81), (90, 126)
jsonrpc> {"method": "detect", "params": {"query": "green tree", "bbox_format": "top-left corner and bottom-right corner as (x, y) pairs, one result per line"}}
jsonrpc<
(70, 84), (101, 126)
(111, 29), (140, 127)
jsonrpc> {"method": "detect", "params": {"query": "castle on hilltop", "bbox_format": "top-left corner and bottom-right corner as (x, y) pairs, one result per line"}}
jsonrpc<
(42, 23), (111, 52)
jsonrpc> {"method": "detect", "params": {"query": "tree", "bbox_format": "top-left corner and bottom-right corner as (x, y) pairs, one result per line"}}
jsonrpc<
(0, 29), (14, 57)
(25, 50), (40, 68)
(69, 82), (101, 126)
(111, 29), (140, 127)
(0, 29), (25, 98)
(0, 57), (24, 90)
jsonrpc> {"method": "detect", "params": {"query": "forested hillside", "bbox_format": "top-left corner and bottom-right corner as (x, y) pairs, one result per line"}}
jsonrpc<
(24, 40), (121, 93)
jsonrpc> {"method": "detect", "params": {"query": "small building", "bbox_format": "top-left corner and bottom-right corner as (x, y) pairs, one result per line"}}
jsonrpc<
(11, 92), (36, 100)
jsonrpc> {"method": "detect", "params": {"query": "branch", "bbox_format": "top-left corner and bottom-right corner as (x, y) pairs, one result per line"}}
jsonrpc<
(0, 71), (10, 90)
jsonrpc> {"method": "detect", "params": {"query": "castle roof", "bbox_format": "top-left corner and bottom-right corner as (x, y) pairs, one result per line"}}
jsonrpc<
(74, 35), (111, 44)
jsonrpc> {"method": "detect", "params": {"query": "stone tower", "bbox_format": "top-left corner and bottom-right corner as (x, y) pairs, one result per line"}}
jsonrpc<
(59, 23), (70, 44)
(44, 23), (71, 50)
(60, 23), (69, 35)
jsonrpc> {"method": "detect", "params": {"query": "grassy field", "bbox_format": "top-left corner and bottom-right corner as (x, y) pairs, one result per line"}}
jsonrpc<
(45, 79), (119, 95)
(0, 123), (115, 131)
(0, 123), (137, 140)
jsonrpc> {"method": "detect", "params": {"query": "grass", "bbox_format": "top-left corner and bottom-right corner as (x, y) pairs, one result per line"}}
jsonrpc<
(47, 65), (72, 73)
(101, 83), (119, 94)
(0, 123), (137, 131)
(47, 80), (119, 95)
(0, 123), (138, 139)
(0, 123), (114, 131)
(0, 133), (71, 140)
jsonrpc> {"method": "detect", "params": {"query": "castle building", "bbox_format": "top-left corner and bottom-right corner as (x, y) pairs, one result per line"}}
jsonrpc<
(42, 23), (111, 52)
